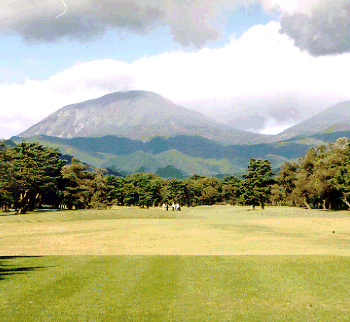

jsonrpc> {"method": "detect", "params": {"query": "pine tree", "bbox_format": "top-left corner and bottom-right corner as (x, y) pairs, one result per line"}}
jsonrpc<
(221, 176), (242, 205)
(0, 141), (12, 211)
(241, 158), (274, 210)
(166, 178), (187, 206)
(271, 162), (298, 206)
(60, 160), (108, 210)
(9, 141), (64, 214)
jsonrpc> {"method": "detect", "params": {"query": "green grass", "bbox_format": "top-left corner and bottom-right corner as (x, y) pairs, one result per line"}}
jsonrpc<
(0, 206), (188, 223)
(1, 256), (349, 321)
(1, 206), (350, 321)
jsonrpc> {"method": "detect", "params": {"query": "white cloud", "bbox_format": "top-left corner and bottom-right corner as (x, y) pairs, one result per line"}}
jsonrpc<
(0, 0), (248, 47)
(263, 0), (350, 56)
(259, 119), (296, 135)
(262, 0), (326, 15)
(0, 78), (108, 120)
(2, 0), (350, 55)
(1, 21), (350, 138)
(265, 0), (350, 18)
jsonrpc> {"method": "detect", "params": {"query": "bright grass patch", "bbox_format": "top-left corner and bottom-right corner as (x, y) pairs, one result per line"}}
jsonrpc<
(1, 206), (349, 255)
(0, 206), (349, 320)
(0, 256), (349, 321)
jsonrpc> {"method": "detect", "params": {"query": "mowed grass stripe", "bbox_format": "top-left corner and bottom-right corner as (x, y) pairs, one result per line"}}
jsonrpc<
(114, 256), (182, 321)
(2, 256), (349, 321)
(1, 256), (183, 321)
(249, 256), (350, 320)
(1, 256), (117, 320)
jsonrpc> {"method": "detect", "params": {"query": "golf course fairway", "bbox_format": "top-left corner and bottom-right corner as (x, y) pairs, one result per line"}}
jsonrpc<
(1, 205), (349, 321)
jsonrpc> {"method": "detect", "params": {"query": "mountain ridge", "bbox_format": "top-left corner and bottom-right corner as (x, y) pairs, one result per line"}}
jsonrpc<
(275, 100), (350, 140)
(19, 90), (272, 145)
(12, 132), (350, 177)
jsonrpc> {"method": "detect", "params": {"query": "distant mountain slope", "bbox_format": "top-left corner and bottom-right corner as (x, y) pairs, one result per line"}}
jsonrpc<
(3, 139), (16, 147)
(307, 130), (350, 143)
(276, 101), (350, 140)
(11, 134), (310, 162)
(101, 149), (241, 176)
(181, 97), (332, 133)
(103, 151), (163, 173)
(155, 165), (186, 179)
(18, 90), (273, 145)
(11, 133), (336, 176)
(10, 135), (117, 167)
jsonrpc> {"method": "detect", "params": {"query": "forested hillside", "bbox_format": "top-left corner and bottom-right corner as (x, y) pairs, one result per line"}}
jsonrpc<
(11, 131), (350, 177)
(2, 137), (350, 213)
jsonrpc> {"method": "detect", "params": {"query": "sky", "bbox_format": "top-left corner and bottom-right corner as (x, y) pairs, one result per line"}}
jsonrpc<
(1, 0), (350, 139)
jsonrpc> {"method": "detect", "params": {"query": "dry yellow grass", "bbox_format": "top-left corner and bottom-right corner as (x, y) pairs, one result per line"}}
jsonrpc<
(1, 205), (349, 256)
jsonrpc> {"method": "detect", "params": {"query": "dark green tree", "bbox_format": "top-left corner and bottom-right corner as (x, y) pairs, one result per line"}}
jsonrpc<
(334, 156), (350, 208)
(120, 173), (163, 208)
(332, 138), (350, 208)
(60, 160), (96, 209)
(292, 143), (345, 209)
(290, 147), (320, 209)
(221, 176), (242, 205)
(0, 141), (12, 211)
(166, 178), (187, 206)
(185, 178), (203, 206)
(241, 158), (274, 210)
(9, 142), (64, 213)
(198, 177), (221, 205)
(137, 174), (157, 208)
(271, 162), (298, 206)
(106, 176), (126, 206)
(89, 168), (108, 209)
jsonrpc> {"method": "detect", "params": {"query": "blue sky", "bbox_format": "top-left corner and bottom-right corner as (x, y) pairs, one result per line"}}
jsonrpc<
(0, 4), (271, 84)
(1, 0), (350, 139)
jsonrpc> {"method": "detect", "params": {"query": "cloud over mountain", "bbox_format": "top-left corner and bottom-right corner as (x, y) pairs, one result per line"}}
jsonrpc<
(2, 20), (350, 139)
(0, 0), (243, 47)
(277, 0), (350, 56)
(1, 0), (350, 56)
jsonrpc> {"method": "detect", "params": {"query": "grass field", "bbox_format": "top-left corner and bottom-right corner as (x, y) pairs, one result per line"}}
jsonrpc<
(1, 206), (350, 321)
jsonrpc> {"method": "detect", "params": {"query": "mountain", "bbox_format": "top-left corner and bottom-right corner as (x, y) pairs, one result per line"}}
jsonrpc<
(181, 97), (332, 133)
(155, 165), (186, 179)
(103, 151), (162, 173)
(276, 101), (350, 140)
(3, 139), (16, 147)
(11, 133), (334, 177)
(9, 135), (118, 167)
(11, 134), (311, 164)
(101, 149), (240, 177)
(18, 90), (273, 145)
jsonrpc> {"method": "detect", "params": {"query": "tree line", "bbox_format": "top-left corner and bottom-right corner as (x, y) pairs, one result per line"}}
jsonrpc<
(271, 137), (350, 209)
(1, 138), (350, 213)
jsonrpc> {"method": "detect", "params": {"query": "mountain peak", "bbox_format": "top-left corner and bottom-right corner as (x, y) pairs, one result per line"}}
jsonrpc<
(19, 90), (271, 145)
(88, 90), (170, 105)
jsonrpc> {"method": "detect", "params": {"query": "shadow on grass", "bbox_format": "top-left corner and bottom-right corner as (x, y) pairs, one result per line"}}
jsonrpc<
(0, 211), (17, 217)
(0, 256), (47, 281)
(0, 208), (66, 217)
(318, 208), (350, 213)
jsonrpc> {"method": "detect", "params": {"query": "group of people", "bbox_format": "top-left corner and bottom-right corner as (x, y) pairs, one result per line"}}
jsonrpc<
(162, 202), (180, 211)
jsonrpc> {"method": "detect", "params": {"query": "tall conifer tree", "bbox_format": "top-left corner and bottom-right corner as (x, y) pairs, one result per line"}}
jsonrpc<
(241, 158), (274, 209)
